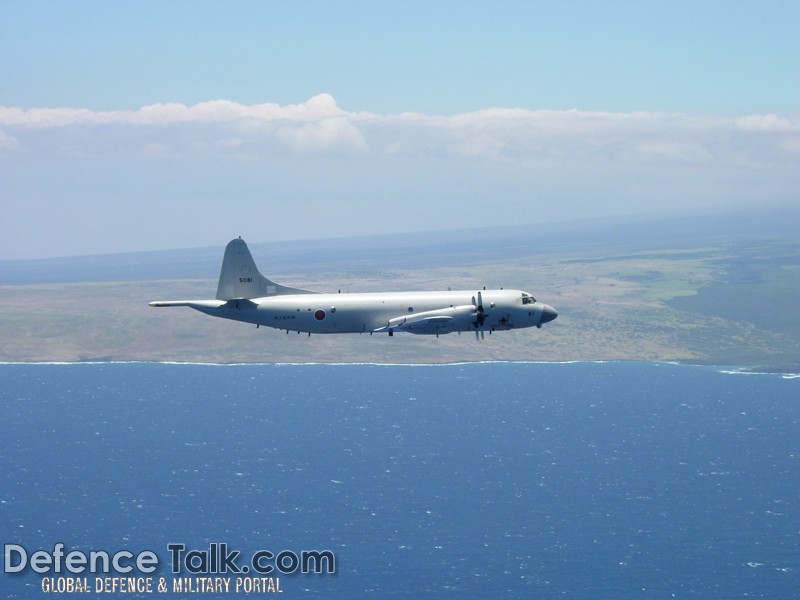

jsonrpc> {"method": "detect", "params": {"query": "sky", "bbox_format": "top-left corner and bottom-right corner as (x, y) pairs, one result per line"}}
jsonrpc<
(1, 0), (798, 259)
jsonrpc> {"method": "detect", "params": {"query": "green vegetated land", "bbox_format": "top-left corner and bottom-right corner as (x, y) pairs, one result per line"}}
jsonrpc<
(2, 219), (799, 371)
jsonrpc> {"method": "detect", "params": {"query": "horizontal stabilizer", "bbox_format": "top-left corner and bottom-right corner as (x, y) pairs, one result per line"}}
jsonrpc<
(149, 300), (226, 309)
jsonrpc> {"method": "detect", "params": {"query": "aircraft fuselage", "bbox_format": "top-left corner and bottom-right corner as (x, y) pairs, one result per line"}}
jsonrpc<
(150, 238), (557, 338)
(194, 289), (552, 335)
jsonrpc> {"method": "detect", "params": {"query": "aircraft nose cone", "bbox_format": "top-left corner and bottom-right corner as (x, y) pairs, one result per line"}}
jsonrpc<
(540, 304), (558, 324)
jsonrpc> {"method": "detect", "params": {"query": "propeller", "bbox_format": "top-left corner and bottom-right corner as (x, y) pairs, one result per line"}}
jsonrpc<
(472, 291), (487, 340)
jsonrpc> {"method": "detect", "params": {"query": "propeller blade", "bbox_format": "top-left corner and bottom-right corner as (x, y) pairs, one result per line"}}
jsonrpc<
(471, 291), (488, 339)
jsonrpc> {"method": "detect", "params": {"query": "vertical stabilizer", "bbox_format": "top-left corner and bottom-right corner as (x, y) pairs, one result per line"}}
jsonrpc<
(215, 238), (315, 300)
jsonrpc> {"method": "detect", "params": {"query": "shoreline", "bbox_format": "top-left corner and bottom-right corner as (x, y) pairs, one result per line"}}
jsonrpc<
(2, 359), (798, 378)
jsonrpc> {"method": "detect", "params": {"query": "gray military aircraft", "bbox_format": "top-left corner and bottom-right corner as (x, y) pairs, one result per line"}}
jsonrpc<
(150, 238), (557, 339)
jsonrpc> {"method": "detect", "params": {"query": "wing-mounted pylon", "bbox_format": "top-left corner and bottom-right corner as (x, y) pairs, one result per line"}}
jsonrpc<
(374, 291), (493, 339)
(374, 305), (476, 336)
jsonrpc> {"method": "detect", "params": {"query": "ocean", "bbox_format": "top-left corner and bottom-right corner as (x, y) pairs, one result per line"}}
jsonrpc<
(1, 362), (798, 598)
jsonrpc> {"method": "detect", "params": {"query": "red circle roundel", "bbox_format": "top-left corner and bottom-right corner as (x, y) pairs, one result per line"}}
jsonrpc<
(314, 310), (326, 321)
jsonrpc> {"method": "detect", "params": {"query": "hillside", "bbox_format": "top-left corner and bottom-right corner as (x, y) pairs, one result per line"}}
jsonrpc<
(2, 210), (798, 371)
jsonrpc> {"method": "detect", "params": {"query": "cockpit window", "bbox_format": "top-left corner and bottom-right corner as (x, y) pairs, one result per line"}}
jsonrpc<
(521, 293), (536, 305)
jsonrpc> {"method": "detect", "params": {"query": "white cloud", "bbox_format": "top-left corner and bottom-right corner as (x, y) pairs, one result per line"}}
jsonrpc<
(779, 137), (800, 153)
(0, 129), (19, 150)
(3, 96), (796, 179)
(275, 117), (368, 154)
(139, 143), (174, 159)
(735, 113), (798, 132)
(0, 94), (370, 157)
(1, 95), (797, 258)
(635, 140), (712, 163)
(2, 96), (796, 168)
(0, 93), (345, 128)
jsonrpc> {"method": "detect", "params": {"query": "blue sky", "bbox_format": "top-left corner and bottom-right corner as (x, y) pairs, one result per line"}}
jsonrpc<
(1, 1), (798, 259)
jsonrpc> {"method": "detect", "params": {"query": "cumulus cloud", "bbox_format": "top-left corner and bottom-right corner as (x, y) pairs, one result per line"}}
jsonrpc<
(275, 117), (368, 154)
(0, 129), (19, 150)
(2, 95), (798, 260)
(779, 137), (800, 153)
(0, 94), (797, 168)
(635, 140), (712, 163)
(0, 94), (800, 180)
(0, 94), (345, 128)
(139, 142), (174, 159)
(735, 113), (797, 132)
(0, 94), (373, 157)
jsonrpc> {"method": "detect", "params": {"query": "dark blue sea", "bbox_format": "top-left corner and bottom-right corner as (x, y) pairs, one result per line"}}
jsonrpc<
(1, 362), (798, 598)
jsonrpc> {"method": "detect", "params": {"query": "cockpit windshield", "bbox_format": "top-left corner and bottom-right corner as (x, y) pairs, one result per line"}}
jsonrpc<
(521, 293), (536, 305)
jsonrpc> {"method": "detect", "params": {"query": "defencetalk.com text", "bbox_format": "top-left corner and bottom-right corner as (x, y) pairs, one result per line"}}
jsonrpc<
(39, 575), (284, 594)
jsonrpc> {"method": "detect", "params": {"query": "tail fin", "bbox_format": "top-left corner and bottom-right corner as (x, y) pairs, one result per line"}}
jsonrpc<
(215, 238), (315, 300)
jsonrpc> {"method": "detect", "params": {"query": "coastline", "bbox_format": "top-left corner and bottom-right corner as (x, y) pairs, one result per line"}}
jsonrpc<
(2, 215), (798, 373)
(2, 359), (798, 378)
